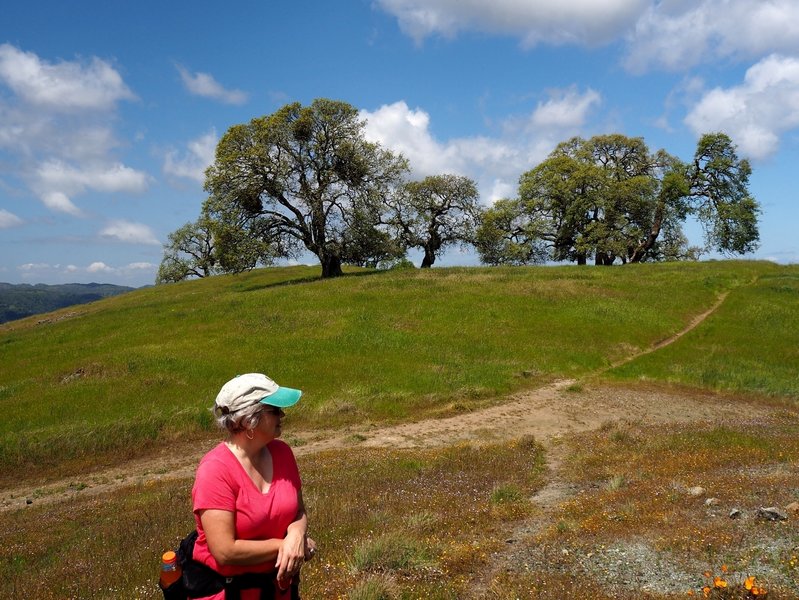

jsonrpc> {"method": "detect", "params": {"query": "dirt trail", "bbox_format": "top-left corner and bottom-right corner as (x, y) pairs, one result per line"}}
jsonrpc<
(0, 289), (772, 514)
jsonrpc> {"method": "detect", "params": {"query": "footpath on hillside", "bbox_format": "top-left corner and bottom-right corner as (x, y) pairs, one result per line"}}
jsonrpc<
(0, 289), (779, 513)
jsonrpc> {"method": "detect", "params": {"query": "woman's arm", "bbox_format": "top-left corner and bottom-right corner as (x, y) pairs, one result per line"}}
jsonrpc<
(276, 489), (310, 581)
(199, 509), (284, 566)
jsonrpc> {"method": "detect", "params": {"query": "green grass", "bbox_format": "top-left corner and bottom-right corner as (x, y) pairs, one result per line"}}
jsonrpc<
(1, 260), (782, 484)
(2, 259), (799, 599)
(608, 269), (799, 398)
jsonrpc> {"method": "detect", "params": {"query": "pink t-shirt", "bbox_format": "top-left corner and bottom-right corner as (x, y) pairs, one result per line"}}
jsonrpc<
(191, 439), (301, 585)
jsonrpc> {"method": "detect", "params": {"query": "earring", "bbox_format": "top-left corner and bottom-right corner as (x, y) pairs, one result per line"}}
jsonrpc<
(246, 429), (254, 440)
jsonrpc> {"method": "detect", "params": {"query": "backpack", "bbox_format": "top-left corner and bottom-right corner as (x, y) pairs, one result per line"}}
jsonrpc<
(160, 531), (299, 600)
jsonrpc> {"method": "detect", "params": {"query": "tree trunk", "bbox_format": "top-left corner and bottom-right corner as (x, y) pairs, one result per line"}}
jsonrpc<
(629, 212), (663, 263)
(629, 186), (671, 262)
(595, 252), (615, 266)
(420, 246), (436, 268)
(576, 253), (587, 265)
(320, 254), (343, 278)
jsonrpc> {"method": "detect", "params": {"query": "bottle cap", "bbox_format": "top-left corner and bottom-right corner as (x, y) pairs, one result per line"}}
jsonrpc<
(162, 550), (177, 564)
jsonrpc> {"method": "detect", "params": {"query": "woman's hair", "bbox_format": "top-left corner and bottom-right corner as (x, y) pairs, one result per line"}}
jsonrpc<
(212, 401), (263, 433)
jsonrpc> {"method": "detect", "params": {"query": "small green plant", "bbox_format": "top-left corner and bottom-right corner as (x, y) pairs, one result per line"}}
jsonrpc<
(348, 575), (399, 600)
(556, 520), (573, 534)
(609, 428), (633, 444)
(351, 532), (434, 573)
(490, 483), (523, 504)
(403, 511), (438, 533)
(606, 474), (627, 491)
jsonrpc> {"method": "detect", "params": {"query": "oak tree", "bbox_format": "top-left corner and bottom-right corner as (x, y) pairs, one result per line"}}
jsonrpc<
(204, 99), (409, 278)
(386, 174), (483, 268)
(500, 133), (759, 266)
(156, 217), (218, 284)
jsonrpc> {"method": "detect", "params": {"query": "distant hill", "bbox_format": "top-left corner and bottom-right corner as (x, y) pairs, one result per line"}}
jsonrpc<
(0, 282), (137, 324)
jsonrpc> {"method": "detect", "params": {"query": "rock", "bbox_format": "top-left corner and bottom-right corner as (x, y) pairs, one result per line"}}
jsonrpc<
(26, 498), (32, 505)
(704, 497), (720, 506)
(686, 486), (705, 497)
(786, 501), (799, 514)
(757, 506), (788, 521)
(729, 509), (742, 519)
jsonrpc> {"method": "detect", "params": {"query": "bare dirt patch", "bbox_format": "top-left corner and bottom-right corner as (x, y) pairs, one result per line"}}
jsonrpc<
(0, 380), (778, 513)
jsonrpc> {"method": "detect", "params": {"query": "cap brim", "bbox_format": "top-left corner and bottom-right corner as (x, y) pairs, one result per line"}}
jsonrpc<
(260, 386), (302, 408)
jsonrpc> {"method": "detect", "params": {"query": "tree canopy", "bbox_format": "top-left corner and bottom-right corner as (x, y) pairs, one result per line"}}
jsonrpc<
(160, 110), (761, 282)
(477, 132), (759, 266)
(156, 217), (218, 284)
(204, 98), (409, 278)
(386, 174), (482, 268)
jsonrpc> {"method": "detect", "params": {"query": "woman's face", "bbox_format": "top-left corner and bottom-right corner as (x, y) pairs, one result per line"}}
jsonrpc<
(257, 405), (285, 440)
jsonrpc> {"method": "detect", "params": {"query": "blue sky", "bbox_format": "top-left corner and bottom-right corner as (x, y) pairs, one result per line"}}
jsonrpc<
(1, 0), (797, 287)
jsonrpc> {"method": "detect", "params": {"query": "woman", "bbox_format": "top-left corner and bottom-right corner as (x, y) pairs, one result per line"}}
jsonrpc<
(191, 373), (316, 599)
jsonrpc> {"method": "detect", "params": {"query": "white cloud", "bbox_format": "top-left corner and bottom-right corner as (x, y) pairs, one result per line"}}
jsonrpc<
(361, 102), (453, 175)
(32, 160), (150, 215)
(377, 0), (647, 46)
(177, 65), (248, 105)
(0, 45), (145, 215)
(0, 208), (23, 228)
(99, 220), (160, 245)
(126, 262), (155, 270)
(377, 1), (799, 75)
(163, 129), (218, 184)
(625, 0), (799, 72)
(18, 262), (50, 272)
(361, 89), (601, 203)
(684, 54), (799, 160)
(87, 261), (113, 273)
(0, 43), (135, 111)
(40, 191), (81, 215)
(36, 160), (149, 194)
(530, 87), (601, 129)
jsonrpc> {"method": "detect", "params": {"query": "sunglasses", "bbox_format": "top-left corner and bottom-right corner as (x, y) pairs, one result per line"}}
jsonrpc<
(262, 406), (285, 417)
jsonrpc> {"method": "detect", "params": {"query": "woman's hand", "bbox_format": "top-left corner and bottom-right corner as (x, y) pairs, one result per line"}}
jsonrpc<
(276, 528), (306, 582)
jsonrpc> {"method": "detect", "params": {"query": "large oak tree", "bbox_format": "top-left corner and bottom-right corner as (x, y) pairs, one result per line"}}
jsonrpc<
(477, 133), (759, 266)
(204, 99), (409, 278)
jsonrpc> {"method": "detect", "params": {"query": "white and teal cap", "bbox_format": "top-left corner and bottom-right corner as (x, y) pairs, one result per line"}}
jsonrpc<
(214, 373), (302, 414)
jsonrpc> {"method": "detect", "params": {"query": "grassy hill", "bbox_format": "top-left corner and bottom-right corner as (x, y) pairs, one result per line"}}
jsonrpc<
(1, 260), (799, 599)
(1, 260), (796, 486)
